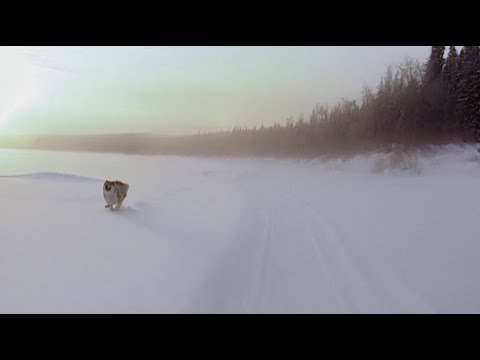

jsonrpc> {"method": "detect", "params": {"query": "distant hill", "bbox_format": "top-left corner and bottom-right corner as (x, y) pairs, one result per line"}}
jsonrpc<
(0, 133), (176, 155)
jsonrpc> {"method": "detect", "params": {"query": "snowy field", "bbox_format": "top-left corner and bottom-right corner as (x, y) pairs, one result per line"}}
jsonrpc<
(1, 146), (480, 313)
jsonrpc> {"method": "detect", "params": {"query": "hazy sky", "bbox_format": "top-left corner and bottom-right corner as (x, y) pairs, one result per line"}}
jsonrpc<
(0, 46), (432, 136)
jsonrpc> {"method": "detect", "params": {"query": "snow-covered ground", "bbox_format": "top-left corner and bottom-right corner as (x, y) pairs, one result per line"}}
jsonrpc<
(1, 145), (480, 313)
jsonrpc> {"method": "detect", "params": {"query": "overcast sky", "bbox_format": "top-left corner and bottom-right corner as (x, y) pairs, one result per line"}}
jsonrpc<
(0, 46), (432, 135)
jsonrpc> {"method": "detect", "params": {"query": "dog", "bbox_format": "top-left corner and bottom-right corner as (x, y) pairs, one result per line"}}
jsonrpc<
(103, 180), (129, 210)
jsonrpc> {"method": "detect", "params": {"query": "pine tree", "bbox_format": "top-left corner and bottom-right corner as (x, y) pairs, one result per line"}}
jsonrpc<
(422, 46), (446, 139)
(467, 47), (480, 142)
(443, 46), (459, 136)
(424, 46), (446, 84)
(455, 48), (467, 135)
(457, 46), (480, 141)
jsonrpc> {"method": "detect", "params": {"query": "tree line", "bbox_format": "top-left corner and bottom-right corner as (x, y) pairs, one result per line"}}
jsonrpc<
(167, 46), (480, 157)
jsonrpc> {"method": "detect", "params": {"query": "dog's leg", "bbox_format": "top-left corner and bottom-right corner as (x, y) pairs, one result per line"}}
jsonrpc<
(115, 201), (123, 210)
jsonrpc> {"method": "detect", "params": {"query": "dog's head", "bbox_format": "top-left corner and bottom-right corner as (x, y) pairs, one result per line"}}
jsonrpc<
(104, 180), (113, 191)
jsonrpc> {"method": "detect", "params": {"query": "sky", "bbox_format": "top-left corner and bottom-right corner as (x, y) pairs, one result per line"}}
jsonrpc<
(0, 46), (433, 136)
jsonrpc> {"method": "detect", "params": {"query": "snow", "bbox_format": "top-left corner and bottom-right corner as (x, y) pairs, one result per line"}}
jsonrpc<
(1, 145), (480, 313)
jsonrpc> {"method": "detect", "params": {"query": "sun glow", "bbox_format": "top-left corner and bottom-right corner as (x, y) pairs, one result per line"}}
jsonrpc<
(0, 47), (39, 128)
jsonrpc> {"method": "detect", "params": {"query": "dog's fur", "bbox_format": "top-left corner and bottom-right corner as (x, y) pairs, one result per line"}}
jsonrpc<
(103, 180), (129, 210)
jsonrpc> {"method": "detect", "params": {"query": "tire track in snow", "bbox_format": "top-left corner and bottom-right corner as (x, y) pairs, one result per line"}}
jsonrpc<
(298, 197), (435, 313)
(246, 209), (272, 313)
(245, 189), (356, 313)
(269, 192), (355, 312)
